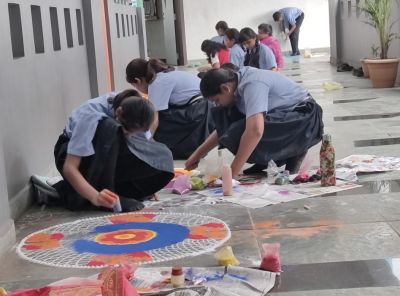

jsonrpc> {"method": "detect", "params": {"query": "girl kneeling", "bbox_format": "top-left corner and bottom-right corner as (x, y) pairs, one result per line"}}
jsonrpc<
(53, 90), (174, 212)
(185, 66), (323, 177)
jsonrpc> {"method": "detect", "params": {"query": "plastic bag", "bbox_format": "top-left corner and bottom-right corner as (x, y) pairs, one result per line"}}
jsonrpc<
(172, 175), (191, 195)
(260, 243), (281, 273)
(191, 176), (205, 190)
(215, 246), (240, 266)
(323, 81), (343, 91)
(266, 160), (286, 184)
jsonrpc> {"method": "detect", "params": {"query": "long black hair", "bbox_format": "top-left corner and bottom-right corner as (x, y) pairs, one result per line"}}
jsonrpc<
(126, 58), (175, 84)
(109, 89), (155, 132)
(258, 23), (273, 36)
(201, 40), (227, 64)
(239, 28), (261, 68)
(225, 28), (241, 45)
(200, 67), (238, 98)
(215, 20), (228, 33)
(239, 27), (257, 43)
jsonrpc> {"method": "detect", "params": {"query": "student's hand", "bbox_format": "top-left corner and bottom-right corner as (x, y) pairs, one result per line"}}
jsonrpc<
(185, 154), (201, 170)
(91, 189), (118, 208)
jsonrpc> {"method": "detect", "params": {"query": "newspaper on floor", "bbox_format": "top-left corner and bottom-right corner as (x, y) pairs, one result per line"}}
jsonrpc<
(336, 155), (400, 181)
(131, 266), (276, 295)
(196, 180), (361, 209)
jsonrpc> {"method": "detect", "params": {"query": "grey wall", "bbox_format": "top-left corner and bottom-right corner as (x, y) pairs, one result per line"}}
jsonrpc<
(331, 0), (400, 81)
(108, 1), (142, 91)
(0, 0), (145, 256)
(146, 0), (178, 65)
(0, 135), (14, 258)
(0, 0), (91, 219)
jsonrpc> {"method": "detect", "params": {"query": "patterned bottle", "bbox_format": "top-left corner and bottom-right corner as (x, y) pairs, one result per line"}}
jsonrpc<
(320, 134), (336, 186)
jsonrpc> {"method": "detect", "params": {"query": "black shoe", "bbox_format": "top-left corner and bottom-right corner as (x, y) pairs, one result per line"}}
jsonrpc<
(119, 196), (144, 212)
(337, 63), (353, 72)
(243, 164), (268, 175)
(352, 67), (364, 77)
(31, 175), (62, 205)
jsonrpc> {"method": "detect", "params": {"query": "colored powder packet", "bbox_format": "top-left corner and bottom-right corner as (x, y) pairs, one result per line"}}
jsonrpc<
(215, 246), (240, 266)
(260, 243), (282, 273)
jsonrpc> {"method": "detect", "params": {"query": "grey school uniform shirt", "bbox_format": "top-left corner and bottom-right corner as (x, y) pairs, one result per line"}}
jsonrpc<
(65, 92), (151, 157)
(148, 71), (201, 111)
(234, 67), (308, 118)
(280, 7), (303, 29)
(258, 43), (277, 70)
(230, 43), (245, 68)
(211, 35), (225, 44)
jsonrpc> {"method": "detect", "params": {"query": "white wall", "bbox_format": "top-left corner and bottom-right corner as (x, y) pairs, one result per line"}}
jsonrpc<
(183, 0), (331, 61)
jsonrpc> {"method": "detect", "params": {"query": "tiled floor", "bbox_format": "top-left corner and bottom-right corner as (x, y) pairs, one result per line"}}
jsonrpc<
(2, 53), (400, 295)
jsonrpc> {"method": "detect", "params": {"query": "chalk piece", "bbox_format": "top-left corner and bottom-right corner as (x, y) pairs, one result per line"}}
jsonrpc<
(113, 197), (122, 213)
(304, 205), (311, 210)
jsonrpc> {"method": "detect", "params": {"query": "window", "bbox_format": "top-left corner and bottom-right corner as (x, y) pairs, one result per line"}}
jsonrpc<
(135, 15), (138, 35)
(121, 13), (125, 37)
(76, 9), (84, 45)
(8, 3), (24, 58)
(130, 15), (134, 35)
(31, 5), (44, 53)
(126, 15), (130, 36)
(50, 7), (61, 51)
(348, 0), (352, 18)
(356, 0), (361, 18)
(340, 0), (345, 19)
(64, 8), (73, 48)
(116, 13), (120, 38)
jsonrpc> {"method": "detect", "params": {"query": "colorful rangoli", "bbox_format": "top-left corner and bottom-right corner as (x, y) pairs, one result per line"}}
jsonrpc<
(17, 212), (230, 268)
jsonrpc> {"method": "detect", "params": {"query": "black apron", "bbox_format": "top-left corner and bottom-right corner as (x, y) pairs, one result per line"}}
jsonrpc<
(154, 96), (215, 159)
(54, 118), (174, 211)
(212, 97), (324, 165)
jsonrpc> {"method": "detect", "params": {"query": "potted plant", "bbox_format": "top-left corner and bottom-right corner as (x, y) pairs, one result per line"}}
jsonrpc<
(360, 45), (379, 78)
(359, 0), (400, 88)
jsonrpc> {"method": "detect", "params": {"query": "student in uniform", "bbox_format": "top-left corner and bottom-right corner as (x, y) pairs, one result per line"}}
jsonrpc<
(51, 90), (174, 212)
(224, 28), (245, 69)
(126, 58), (215, 159)
(201, 40), (230, 69)
(273, 7), (305, 56)
(211, 21), (229, 44)
(185, 65), (323, 176)
(258, 23), (284, 69)
(239, 27), (277, 71)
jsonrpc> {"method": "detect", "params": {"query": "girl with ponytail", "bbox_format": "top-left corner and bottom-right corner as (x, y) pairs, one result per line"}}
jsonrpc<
(185, 64), (323, 177)
(126, 58), (215, 159)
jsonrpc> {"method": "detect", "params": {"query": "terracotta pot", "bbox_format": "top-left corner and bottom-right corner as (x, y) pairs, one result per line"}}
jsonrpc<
(364, 58), (400, 88)
(360, 59), (369, 78)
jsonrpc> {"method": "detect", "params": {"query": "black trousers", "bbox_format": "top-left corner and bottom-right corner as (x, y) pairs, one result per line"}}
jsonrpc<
(289, 12), (305, 55)
(154, 98), (215, 160)
(211, 98), (323, 167)
(54, 118), (173, 211)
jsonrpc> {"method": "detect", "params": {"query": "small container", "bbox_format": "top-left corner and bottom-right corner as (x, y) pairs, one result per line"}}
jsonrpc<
(222, 165), (233, 196)
(171, 266), (185, 288)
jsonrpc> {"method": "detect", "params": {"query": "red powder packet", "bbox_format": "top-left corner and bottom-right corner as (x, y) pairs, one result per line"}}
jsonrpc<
(260, 243), (282, 273)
